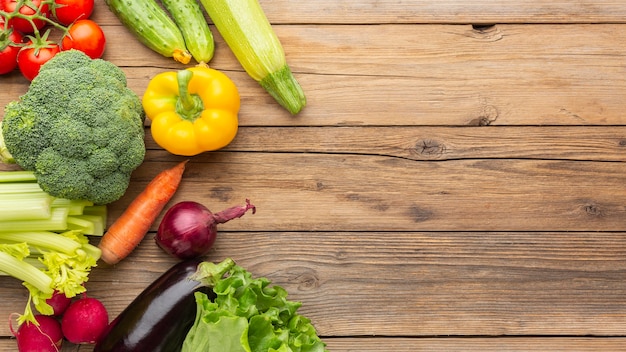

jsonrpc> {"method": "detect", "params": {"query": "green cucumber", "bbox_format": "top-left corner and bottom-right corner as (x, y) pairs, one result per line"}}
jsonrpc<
(104, 0), (192, 64)
(161, 0), (215, 64)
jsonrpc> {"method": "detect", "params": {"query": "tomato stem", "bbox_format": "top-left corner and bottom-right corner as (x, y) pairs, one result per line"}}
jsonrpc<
(0, 0), (70, 38)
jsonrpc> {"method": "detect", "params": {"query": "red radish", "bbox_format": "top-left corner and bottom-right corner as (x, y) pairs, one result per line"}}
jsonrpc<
(156, 199), (256, 259)
(61, 296), (109, 344)
(12, 314), (63, 352)
(45, 290), (72, 316)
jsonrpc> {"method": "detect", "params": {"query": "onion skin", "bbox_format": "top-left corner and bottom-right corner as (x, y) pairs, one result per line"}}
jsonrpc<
(156, 199), (255, 259)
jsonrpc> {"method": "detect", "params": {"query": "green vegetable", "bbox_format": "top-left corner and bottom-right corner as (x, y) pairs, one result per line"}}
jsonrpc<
(0, 50), (146, 205)
(161, 0), (215, 64)
(104, 0), (192, 64)
(0, 170), (106, 324)
(0, 170), (107, 236)
(199, 0), (306, 115)
(0, 230), (101, 325)
(182, 258), (328, 352)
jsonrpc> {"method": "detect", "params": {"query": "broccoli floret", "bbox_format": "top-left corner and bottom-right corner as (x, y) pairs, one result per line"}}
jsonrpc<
(1, 50), (146, 204)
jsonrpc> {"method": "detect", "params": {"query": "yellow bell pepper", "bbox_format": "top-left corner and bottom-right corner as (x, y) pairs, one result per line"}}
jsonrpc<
(142, 65), (240, 156)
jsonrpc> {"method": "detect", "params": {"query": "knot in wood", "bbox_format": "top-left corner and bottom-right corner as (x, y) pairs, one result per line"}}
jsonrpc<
(469, 24), (503, 41)
(582, 202), (604, 217)
(411, 139), (446, 159)
(469, 104), (499, 126)
(292, 268), (320, 291)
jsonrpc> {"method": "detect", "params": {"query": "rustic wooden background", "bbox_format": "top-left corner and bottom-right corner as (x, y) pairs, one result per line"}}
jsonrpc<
(2, 0), (626, 350)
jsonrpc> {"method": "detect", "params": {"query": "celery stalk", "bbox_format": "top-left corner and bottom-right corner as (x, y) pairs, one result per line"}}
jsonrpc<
(0, 182), (45, 194)
(67, 215), (106, 236)
(52, 198), (94, 215)
(0, 207), (69, 232)
(0, 193), (53, 221)
(0, 170), (36, 183)
(0, 230), (102, 321)
(0, 170), (104, 323)
(0, 170), (107, 234)
(0, 232), (81, 255)
(0, 251), (53, 295)
(83, 205), (108, 221)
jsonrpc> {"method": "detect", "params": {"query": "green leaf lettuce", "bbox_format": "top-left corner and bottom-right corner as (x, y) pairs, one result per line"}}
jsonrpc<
(182, 259), (328, 352)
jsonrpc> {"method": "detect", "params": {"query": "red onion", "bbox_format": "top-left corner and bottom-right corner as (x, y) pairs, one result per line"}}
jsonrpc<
(156, 199), (256, 259)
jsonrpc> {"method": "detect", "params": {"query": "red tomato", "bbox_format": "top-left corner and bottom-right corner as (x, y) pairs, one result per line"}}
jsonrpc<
(0, 0), (50, 34)
(17, 43), (60, 80)
(53, 0), (94, 26)
(61, 19), (105, 59)
(0, 22), (23, 74)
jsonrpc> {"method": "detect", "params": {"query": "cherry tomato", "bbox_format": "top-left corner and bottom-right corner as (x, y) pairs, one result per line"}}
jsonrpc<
(17, 43), (60, 80)
(0, 0), (50, 34)
(61, 19), (105, 59)
(0, 22), (23, 74)
(53, 0), (94, 26)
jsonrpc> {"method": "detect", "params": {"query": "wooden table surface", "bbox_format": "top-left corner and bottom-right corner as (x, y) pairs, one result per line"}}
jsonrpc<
(3, 0), (626, 350)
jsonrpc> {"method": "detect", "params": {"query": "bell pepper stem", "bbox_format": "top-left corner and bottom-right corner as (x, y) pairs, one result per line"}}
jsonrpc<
(176, 70), (204, 121)
(177, 70), (195, 111)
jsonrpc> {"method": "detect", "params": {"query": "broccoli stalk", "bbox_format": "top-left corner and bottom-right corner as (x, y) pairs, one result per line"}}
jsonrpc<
(1, 49), (146, 205)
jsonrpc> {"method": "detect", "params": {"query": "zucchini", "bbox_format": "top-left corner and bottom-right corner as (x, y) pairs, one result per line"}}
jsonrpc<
(161, 0), (215, 64)
(199, 0), (306, 115)
(104, 0), (192, 64)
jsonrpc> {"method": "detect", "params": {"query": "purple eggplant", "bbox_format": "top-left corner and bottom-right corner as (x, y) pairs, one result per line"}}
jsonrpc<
(94, 258), (213, 352)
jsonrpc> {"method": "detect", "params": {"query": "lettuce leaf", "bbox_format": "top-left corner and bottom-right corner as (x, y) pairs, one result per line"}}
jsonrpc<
(182, 259), (328, 352)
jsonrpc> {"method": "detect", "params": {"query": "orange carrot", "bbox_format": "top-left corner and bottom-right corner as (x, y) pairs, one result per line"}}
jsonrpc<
(98, 160), (188, 265)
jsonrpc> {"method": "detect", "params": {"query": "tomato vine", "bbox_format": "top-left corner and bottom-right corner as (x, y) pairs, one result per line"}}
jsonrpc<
(0, 0), (103, 80)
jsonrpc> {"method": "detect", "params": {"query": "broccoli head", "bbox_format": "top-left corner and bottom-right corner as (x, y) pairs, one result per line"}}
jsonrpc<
(0, 50), (146, 204)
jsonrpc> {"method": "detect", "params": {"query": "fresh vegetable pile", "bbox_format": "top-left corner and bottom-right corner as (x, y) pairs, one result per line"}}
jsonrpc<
(0, 169), (111, 350)
(0, 49), (146, 205)
(12, 294), (110, 350)
(106, 0), (306, 115)
(95, 258), (328, 352)
(0, 0), (105, 80)
(98, 160), (188, 265)
(0, 0), (326, 350)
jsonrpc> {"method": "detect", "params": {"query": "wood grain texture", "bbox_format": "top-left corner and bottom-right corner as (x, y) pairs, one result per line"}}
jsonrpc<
(3, 337), (626, 352)
(86, 0), (626, 25)
(5, 23), (626, 126)
(1, 230), (626, 350)
(1, 0), (626, 351)
(94, 152), (626, 232)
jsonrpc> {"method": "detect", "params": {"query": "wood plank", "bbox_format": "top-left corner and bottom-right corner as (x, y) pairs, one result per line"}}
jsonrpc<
(11, 337), (626, 352)
(225, 126), (626, 162)
(325, 337), (626, 351)
(3, 141), (624, 232)
(4, 24), (626, 126)
(89, 0), (626, 25)
(257, 1), (626, 25)
(1, 231), (626, 340)
(3, 1), (626, 350)
(3, 336), (626, 352)
(89, 151), (626, 232)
